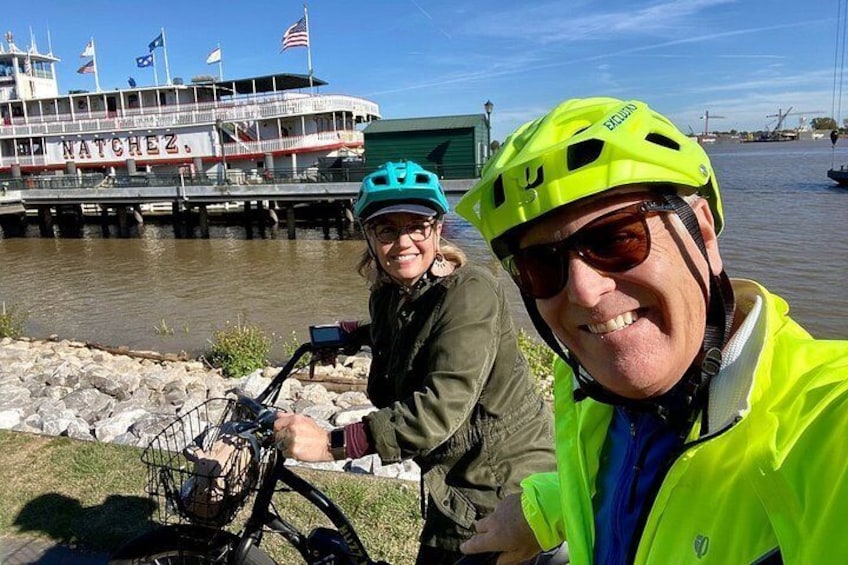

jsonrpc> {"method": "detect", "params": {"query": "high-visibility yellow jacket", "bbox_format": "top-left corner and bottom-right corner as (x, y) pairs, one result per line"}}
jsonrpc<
(520, 279), (848, 564)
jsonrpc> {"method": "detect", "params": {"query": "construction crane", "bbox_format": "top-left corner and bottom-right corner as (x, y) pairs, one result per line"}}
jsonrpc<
(763, 108), (824, 139)
(699, 110), (726, 136)
(766, 107), (794, 133)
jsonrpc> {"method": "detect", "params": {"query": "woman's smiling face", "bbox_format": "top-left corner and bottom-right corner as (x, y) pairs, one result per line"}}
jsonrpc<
(366, 212), (442, 286)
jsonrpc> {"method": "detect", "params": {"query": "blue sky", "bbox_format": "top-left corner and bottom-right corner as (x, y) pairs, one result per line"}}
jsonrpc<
(5, 0), (840, 140)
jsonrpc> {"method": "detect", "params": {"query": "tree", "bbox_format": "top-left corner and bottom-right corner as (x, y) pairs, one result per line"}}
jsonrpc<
(811, 117), (838, 130)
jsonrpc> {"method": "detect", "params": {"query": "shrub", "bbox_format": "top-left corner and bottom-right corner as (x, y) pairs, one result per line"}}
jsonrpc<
(517, 328), (556, 401)
(280, 330), (310, 370)
(0, 302), (28, 339)
(206, 316), (271, 378)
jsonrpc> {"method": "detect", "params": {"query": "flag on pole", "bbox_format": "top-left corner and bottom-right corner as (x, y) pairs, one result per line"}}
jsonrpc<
(281, 17), (309, 51)
(136, 54), (153, 68)
(148, 33), (164, 51)
(148, 28), (171, 84)
(128, 77), (137, 87)
(206, 47), (222, 64)
(77, 60), (96, 74)
(80, 40), (95, 58)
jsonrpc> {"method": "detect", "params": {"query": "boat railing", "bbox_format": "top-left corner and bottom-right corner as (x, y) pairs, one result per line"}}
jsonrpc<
(0, 154), (48, 168)
(1, 163), (485, 191)
(0, 95), (380, 138)
(221, 131), (363, 157)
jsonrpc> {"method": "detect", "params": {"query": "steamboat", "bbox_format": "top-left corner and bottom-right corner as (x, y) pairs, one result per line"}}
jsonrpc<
(0, 33), (380, 188)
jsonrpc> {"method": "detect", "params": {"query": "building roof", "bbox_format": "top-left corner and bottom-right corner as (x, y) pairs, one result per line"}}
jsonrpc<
(210, 73), (328, 94)
(364, 114), (483, 134)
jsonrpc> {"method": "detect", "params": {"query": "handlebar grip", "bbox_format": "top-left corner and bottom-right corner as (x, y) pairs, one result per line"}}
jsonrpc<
(237, 395), (264, 415)
(237, 395), (277, 429)
(453, 552), (500, 565)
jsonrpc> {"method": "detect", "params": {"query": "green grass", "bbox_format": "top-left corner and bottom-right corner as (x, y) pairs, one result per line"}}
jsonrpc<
(518, 329), (556, 401)
(0, 301), (28, 338)
(0, 430), (421, 564)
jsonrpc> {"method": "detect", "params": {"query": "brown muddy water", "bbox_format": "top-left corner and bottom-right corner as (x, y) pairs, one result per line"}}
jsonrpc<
(1, 140), (846, 356)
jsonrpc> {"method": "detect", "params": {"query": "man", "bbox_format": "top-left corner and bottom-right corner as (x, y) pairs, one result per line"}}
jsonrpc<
(455, 97), (848, 564)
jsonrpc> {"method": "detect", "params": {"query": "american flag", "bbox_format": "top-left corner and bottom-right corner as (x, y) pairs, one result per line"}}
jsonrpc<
(281, 17), (309, 51)
(77, 60), (96, 74)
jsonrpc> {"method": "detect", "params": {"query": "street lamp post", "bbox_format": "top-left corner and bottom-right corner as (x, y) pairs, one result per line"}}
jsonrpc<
(215, 118), (227, 184)
(484, 100), (494, 165)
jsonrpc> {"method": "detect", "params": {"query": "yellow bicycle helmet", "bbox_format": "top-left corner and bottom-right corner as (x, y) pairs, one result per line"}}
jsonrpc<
(456, 97), (722, 258)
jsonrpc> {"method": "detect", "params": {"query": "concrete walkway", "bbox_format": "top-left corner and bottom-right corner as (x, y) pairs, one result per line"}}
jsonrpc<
(0, 536), (109, 565)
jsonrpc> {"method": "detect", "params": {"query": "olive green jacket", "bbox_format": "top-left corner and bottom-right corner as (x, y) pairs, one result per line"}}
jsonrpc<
(362, 264), (556, 550)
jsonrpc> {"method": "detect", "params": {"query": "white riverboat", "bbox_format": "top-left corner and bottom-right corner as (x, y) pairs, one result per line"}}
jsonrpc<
(0, 33), (380, 187)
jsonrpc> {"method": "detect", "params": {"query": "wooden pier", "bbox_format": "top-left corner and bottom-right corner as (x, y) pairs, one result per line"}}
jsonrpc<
(0, 179), (476, 238)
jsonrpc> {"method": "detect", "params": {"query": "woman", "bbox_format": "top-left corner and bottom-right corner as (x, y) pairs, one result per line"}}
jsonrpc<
(274, 160), (555, 565)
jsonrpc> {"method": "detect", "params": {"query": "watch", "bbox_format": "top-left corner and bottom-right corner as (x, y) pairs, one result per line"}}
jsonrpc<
(329, 427), (346, 460)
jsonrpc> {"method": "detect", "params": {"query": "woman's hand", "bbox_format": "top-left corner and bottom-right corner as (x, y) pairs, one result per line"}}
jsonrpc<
(460, 493), (543, 565)
(273, 413), (333, 462)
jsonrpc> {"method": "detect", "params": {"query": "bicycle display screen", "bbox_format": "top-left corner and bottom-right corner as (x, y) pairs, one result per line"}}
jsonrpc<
(309, 324), (346, 348)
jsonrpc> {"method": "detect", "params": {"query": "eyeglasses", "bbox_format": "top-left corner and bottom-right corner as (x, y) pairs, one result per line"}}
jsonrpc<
(368, 219), (436, 244)
(503, 201), (675, 299)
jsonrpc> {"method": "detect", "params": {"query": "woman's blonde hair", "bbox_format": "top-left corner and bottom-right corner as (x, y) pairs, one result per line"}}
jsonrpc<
(356, 228), (467, 285)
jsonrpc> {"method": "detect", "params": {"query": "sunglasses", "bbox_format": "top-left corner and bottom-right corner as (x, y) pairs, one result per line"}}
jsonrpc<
(368, 219), (436, 244)
(503, 201), (676, 299)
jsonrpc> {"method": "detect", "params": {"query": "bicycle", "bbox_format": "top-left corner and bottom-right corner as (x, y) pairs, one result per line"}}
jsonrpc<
(109, 332), (499, 565)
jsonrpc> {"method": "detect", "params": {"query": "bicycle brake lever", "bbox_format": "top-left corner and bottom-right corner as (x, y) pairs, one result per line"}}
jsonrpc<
(256, 407), (278, 430)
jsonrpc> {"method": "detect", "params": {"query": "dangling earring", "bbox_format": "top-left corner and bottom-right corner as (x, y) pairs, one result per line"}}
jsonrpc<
(430, 251), (455, 277)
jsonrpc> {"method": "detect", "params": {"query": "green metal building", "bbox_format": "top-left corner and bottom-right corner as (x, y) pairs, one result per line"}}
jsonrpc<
(362, 114), (489, 179)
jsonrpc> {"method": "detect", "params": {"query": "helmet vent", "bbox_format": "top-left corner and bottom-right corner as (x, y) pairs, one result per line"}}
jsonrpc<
(415, 173), (430, 184)
(567, 139), (604, 171)
(645, 133), (680, 151)
(372, 174), (389, 186)
(493, 175), (506, 208)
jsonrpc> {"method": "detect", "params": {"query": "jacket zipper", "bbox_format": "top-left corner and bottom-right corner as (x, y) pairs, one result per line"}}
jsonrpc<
(625, 412), (744, 562)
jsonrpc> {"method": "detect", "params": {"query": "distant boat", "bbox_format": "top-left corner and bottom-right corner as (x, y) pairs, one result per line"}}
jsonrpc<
(828, 4), (848, 185)
(827, 162), (848, 186)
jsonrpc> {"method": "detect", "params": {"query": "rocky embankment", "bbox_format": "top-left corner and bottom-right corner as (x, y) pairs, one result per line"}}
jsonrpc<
(0, 337), (420, 481)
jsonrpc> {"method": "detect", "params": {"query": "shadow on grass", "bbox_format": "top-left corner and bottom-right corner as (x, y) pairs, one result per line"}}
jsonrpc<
(12, 492), (156, 552)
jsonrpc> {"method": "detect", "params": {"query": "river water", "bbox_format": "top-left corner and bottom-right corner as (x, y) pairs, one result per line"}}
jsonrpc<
(1, 139), (846, 356)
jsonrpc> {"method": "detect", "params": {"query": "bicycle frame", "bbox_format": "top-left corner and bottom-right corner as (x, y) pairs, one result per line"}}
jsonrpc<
(234, 452), (377, 565)
(232, 342), (382, 565)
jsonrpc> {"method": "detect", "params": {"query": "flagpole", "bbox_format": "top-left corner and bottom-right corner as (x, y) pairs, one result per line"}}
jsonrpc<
(47, 26), (53, 55)
(217, 42), (223, 81)
(161, 27), (172, 85)
(152, 50), (160, 86)
(304, 2), (314, 90)
(91, 37), (102, 92)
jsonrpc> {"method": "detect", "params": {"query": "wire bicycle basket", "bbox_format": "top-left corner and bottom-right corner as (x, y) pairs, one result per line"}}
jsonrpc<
(141, 397), (271, 527)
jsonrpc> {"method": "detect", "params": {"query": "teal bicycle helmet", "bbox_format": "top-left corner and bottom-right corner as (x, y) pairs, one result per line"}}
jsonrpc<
(354, 161), (450, 223)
